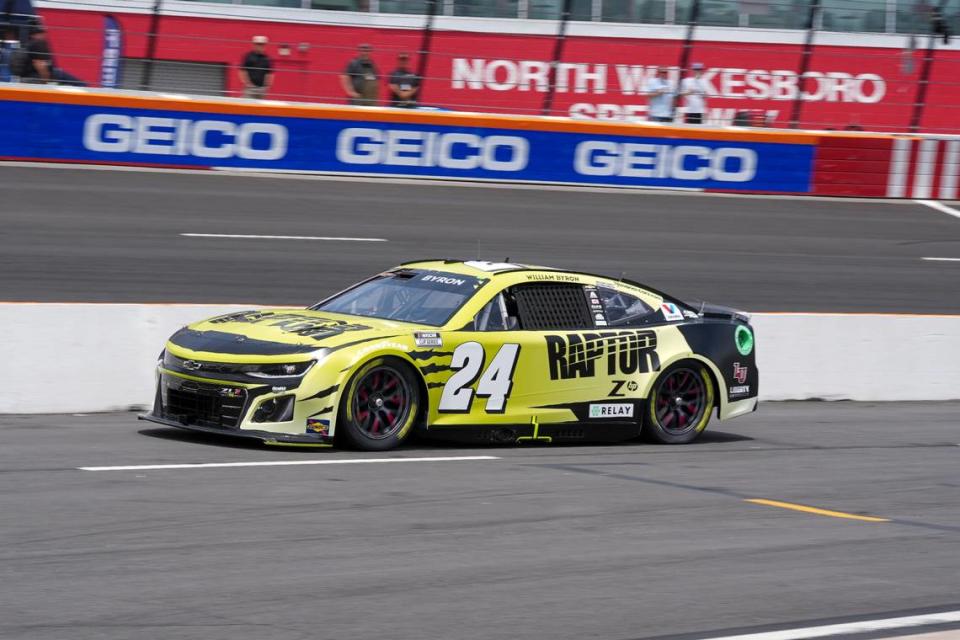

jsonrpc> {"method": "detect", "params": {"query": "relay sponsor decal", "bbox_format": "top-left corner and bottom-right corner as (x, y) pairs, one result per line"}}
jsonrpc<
(0, 98), (813, 192)
(589, 403), (635, 418)
(546, 331), (660, 380)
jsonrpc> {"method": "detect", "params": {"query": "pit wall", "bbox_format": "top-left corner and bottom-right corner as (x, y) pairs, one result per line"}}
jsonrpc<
(1, 85), (957, 197)
(2, 303), (957, 414)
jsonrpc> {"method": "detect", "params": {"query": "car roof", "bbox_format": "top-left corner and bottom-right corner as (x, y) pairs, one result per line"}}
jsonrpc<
(394, 259), (687, 308)
(396, 258), (554, 277)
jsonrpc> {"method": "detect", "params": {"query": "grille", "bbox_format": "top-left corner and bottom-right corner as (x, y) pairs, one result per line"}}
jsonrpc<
(513, 284), (594, 330)
(161, 377), (246, 428)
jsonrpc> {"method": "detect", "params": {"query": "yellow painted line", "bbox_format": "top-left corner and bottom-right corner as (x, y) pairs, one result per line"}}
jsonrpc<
(745, 498), (889, 522)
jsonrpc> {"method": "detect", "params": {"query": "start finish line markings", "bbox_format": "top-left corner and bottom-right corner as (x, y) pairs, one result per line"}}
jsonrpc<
(79, 455), (500, 472)
(180, 233), (387, 242)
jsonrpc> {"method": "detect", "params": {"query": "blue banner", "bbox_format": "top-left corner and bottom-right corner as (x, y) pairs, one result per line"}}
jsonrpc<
(0, 98), (814, 192)
(100, 15), (122, 89)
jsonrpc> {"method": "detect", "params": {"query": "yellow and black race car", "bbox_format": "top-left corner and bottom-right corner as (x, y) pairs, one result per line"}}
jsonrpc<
(141, 260), (757, 450)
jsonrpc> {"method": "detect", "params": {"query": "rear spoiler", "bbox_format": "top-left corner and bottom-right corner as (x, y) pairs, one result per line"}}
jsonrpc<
(688, 301), (752, 323)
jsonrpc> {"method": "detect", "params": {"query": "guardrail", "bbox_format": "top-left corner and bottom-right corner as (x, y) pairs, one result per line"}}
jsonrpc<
(2, 303), (957, 414)
(3, 85), (957, 197)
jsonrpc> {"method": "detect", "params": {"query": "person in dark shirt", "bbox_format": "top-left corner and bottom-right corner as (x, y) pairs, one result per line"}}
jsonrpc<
(388, 52), (420, 108)
(340, 43), (378, 106)
(20, 24), (84, 85)
(239, 35), (273, 99)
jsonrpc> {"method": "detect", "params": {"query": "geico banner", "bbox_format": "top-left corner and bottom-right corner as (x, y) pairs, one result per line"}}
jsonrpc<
(0, 99), (814, 192)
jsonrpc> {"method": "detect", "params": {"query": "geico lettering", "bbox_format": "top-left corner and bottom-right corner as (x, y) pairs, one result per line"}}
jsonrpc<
(335, 128), (529, 171)
(574, 142), (757, 183)
(82, 114), (287, 160)
(545, 331), (660, 381)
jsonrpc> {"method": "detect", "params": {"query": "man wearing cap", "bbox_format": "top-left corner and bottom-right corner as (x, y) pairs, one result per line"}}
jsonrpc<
(341, 44), (379, 106)
(239, 35), (273, 99)
(680, 63), (708, 124)
(388, 52), (420, 108)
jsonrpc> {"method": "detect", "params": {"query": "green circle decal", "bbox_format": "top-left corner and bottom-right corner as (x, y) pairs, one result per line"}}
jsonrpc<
(735, 325), (754, 356)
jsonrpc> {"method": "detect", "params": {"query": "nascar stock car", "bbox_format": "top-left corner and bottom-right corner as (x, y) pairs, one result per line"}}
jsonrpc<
(141, 260), (758, 450)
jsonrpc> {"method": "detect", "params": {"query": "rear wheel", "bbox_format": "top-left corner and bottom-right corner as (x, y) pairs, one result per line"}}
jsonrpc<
(337, 358), (419, 451)
(643, 361), (715, 444)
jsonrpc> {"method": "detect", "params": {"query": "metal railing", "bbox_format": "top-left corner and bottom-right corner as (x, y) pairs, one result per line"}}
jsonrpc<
(5, 1), (960, 133)
(96, 0), (960, 37)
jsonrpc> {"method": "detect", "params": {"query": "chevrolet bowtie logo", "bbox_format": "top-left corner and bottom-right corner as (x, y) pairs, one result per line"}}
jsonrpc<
(182, 360), (202, 371)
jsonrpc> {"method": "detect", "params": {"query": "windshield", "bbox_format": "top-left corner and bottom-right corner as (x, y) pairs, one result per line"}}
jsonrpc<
(312, 270), (486, 326)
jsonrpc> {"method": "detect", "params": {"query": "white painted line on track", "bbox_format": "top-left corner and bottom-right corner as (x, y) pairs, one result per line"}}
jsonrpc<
(923, 257), (960, 262)
(79, 455), (500, 471)
(704, 610), (960, 640)
(180, 233), (387, 242)
(916, 199), (960, 220)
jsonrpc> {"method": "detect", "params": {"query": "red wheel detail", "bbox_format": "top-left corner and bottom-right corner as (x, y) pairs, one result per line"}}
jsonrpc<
(654, 367), (708, 436)
(349, 364), (413, 441)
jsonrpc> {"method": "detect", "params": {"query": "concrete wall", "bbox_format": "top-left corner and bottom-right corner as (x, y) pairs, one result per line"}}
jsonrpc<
(2, 303), (957, 414)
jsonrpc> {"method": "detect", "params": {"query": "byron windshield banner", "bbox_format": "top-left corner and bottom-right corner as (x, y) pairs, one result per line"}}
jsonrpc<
(0, 95), (814, 192)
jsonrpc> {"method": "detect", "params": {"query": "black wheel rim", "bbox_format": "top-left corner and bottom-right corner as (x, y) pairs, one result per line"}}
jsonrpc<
(654, 368), (707, 435)
(351, 366), (411, 440)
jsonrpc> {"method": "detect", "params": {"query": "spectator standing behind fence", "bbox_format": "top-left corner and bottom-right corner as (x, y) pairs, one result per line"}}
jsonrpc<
(388, 52), (419, 108)
(644, 66), (674, 123)
(680, 62), (708, 124)
(19, 23), (84, 85)
(0, 24), (22, 82)
(341, 43), (379, 106)
(239, 35), (273, 99)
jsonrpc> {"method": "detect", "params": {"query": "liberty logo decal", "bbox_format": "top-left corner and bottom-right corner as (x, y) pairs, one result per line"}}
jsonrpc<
(733, 362), (748, 384)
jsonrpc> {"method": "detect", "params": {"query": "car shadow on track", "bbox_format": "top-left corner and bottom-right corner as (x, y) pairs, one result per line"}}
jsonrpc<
(138, 427), (752, 451)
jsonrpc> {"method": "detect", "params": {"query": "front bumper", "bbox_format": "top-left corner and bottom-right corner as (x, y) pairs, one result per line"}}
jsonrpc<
(147, 370), (336, 446)
(138, 412), (333, 446)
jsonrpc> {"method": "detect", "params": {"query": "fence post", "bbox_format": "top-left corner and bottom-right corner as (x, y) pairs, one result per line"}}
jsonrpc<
(415, 0), (440, 103)
(675, 0), (701, 119)
(789, 0), (820, 129)
(139, 0), (163, 91)
(677, 0), (700, 73)
(910, 1), (949, 133)
(541, 0), (574, 116)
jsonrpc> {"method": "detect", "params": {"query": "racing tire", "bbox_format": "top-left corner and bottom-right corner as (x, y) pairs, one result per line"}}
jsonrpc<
(337, 357), (420, 451)
(642, 361), (715, 444)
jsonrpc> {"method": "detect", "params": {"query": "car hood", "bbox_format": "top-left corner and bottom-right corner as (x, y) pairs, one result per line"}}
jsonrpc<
(166, 308), (418, 359)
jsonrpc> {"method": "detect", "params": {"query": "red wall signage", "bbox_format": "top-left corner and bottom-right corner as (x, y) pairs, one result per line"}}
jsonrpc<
(37, 7), (960, 134)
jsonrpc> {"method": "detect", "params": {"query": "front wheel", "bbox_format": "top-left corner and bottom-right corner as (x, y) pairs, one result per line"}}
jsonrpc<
(337, 358), (420, 451)
(642, 361), (715, 444)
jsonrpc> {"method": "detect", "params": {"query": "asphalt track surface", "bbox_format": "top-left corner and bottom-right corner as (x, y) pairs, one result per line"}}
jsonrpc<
(2, 165), (960, 312)
(1, 402), (959, 640)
